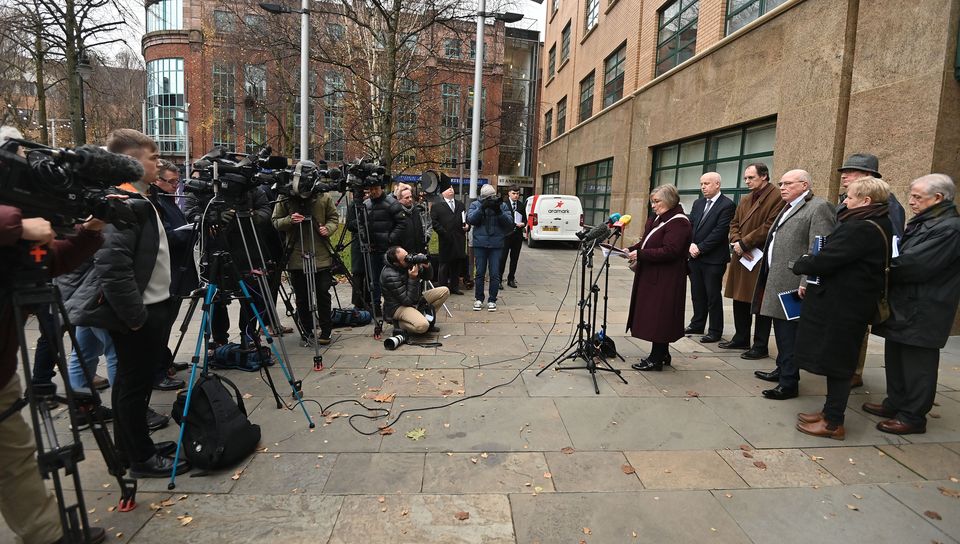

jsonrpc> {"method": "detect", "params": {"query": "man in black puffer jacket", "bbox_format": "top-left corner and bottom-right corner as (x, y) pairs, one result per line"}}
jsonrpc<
(361, 183), (407, 317)
(380, 246), (449, 334)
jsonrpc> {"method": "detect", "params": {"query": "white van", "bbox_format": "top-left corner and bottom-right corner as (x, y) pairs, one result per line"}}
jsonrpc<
(524, 194), (584, 248)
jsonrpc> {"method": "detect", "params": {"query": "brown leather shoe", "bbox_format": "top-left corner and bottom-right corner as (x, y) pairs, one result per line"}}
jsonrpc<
(876, 418), (926, 435)
(797, 411), (824, 423)
(850, 374), (863, 388)
(861, 402), (896, 418)
(796, 419), (845, 440)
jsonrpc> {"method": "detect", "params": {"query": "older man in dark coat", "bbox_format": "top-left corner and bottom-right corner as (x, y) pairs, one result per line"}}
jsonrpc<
(751, 169), (836, 400)
(720, 163), (785, 359)
(431, 186), (469, 295)
(686, 172), (735, 343)
(870, 174), (960, 435)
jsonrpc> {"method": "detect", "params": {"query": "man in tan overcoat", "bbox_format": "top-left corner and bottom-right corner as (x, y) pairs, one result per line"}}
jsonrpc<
(718, 162), (786, 359)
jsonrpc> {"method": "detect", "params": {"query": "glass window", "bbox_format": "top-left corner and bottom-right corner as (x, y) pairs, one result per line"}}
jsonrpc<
(445, 39), (461, 59)
(213, 10), (234, 33)
(547, 45), (556, 78)
(212, 63), (236, 151)
(397, 78), (419, 138)
(556, 97), (567, 136)
(579, 71), (594, 123)
(145, 58), (186, 154)
(244, 14), (265, 31)
(323, 72), (345, 162)
(552, 0), (559, 16)
(726, 0), (788, 35)
(544, 109), (552, 143)
(560, 22), (571, 62)
(656, 0), (699, 77)
(146, 0), (182, 32)
(326, 23), (345, 40)
(585, 0), (599, 32)
(243, 64), (267, 154)
(542, 172), (560, 194)
(652, 119), (777, 205)
(441, 83), (461, 166)
(577, 158), (613, 226)
(602, 43), (626, 108)
(469, 40), (488, 62)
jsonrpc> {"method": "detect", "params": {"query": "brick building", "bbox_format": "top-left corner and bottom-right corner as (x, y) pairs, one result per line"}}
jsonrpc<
(141, 0), (541, 189)
(537, 0), (960, 229)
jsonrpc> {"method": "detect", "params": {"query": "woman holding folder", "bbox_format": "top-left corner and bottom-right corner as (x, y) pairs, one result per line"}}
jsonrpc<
(789, 177), (893, 439)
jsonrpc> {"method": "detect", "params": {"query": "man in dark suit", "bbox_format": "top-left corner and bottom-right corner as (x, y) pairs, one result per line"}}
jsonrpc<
(499, 185), (526, 288)
(431, 185), (469, 295)
(686, 172), (735, 343)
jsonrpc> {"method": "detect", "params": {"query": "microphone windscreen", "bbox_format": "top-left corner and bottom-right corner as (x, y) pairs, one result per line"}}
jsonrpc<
(72, 145), (145, 184)
(607, 212), (621, 224)
(615, 214), (632, 228)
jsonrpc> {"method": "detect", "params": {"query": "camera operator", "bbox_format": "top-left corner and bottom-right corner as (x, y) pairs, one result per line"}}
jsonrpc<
(380, 246), (449, 335)
(467, 184), (514, 311)
(360, 182), (407, 318)
(185, 182), (275, 346)
(0, 205), (108, 543)
(271, 163), (339, 345)
(66, 129), (188, 479)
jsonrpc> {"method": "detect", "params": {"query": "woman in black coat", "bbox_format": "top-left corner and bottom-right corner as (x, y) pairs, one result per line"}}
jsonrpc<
(789, 177), (893, 440)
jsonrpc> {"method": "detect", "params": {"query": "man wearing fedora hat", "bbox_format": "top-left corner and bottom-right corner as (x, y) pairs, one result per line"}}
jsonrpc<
(836, 153), (907, 389)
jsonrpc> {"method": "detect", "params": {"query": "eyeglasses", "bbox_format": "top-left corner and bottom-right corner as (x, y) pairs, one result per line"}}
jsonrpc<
(778, 181), (802, 188)
(650, 198), (663, 204)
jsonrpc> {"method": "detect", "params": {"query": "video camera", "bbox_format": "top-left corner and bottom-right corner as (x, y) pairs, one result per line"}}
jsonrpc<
(271, 159), (343, 200)
(185, 146), (288, 205)
(0, 138), (138, 231)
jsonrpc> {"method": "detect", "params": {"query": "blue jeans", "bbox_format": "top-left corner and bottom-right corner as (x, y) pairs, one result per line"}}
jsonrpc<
(473, 246), (503, 303)
(67, 326), (118, 390)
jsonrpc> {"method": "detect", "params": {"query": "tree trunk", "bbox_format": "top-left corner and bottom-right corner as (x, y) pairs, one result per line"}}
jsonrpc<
(33, 30), (49, 146)
(378, 0), (402, 173)
(64, 0), (85, 145)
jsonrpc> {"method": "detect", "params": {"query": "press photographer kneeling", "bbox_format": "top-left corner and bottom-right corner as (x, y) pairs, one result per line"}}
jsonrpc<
(380, 246), (449, 348)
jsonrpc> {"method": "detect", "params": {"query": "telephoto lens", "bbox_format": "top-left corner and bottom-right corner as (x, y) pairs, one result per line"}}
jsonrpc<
(383, 333), (408, 350)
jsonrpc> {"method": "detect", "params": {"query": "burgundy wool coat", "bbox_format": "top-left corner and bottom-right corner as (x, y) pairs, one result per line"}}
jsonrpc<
(625, 205), (693, 343)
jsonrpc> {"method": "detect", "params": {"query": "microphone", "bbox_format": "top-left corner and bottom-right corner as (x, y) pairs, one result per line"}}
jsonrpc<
(59, 145), (145, 183)
(612, 214), (632, 233)
(577, 222), (612, 244)
(606, 212), (622, 225)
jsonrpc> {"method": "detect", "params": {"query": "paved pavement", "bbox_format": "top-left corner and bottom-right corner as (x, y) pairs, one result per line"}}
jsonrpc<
(3, 243), (960, 543)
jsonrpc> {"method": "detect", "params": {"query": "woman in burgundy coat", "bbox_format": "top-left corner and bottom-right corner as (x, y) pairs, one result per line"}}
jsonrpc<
(626, 184), (693, 371)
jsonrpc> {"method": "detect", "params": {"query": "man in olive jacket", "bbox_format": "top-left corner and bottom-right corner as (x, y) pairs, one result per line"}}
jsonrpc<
(272, 184), (339, 344)
(870, 174), (960, 435)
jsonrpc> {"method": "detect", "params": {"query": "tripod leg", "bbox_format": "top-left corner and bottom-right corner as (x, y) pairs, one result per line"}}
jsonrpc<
(425, 280), (453, 318)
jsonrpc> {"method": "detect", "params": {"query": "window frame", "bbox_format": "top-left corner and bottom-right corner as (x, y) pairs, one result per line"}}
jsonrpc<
(146, 0), (182, 32)
(213, 10), (235, 33)
(655, 0), (699, 77)
(323, 72), (346, 162)
(547, 45), (556, 79)
(556, 96), (567, 136)
(725, 0), (787, 35)
(542, 172), (560, 194)
(576, 158), (614, 226)
(211, 63), (236, 150)
(145, 58), (186, 155)
(444, 38), (462, 59)
(579, 71), (595, 123)
(243, 64), (268, 154)
(560, 22), (571, 63)
(602, 42), (626, 108)
(584, 0), (600, 33)
(544, 109), (553, 143)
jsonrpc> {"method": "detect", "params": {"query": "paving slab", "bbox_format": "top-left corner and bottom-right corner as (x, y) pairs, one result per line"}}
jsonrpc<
(543, 450), (644, 492)
(322, 452), (425, 494)
(510, 491), (752, 543)
(465, 322), (545, 336)
(600, 370), (666, 397)
(881, 480), (960, 541)
(714, 484), (954, 544)
(623, 450), (748, 490)
(463, 369), (529, 397)
(436, 334), (530, 356)
(422, 452), (554, 493)
(877, 444), (960, 480)
(329, 494), (514, 544)
(555, 397), (746, 450)
(717, 448), (841, 488)
(667, 354), (738, 371)
(801, 446), (924, 484)
(522, 367), (620, 396)
(129, 494), (343, 543)
(300, 368), (385, 397)
(362, 355), (423, 369)
(643, 369), (753, 397)
(380, 369), (467, 397)
(230, 452), (337, 494)
(247, 397), (384, 453)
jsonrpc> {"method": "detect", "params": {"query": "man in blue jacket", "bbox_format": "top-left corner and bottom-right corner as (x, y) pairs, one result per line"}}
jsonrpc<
(466, 184), (513, 312)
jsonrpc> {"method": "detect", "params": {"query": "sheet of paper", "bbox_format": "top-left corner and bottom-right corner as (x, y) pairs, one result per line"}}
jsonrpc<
(514, 211), (522, 223)
(174, 222), (196, 232)
(892, 235), (900, 258)
(461, 211), (466, 224)
(600, 244), (629, 259)
(739, 248), (763, 271)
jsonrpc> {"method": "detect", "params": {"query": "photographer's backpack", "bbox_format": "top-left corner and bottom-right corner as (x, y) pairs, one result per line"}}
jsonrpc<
(171, 373), (261, 471)
(210, 343), (272, 372)
(330, 306), (372, 328)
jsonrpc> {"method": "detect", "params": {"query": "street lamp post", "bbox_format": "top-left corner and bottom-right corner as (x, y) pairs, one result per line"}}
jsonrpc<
(469, 7), (523, 199)
(260, 2), (310, 162)
(76, 49), (93, 144)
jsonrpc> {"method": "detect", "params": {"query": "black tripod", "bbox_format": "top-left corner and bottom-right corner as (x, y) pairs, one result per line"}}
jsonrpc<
(536, 235), (628, 394)
(4, 274), (137, 542)
(331, 188), (383, 338)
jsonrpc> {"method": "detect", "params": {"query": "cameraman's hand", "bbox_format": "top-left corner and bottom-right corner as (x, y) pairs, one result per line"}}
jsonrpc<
(21, 218), (55, 245)
(291, 212), (305, 224)
(81, 218), (107, 232)
(409, 264), (420, 278)
(220, 209), (236, 224)
(318, 225), (330, 237)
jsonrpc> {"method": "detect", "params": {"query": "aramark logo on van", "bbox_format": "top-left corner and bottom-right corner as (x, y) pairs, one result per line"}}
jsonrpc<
(548, 201), (571, 213)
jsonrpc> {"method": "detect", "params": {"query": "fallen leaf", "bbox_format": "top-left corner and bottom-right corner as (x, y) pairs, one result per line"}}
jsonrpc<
(753, 461), (767, 470)
(622, 464), (636, 475)
(454, 511), (470, 521)
(846, 504), (859, 511)
(543, 472), (552, 479)
(534, 486), (543, 493)
(924, 511), (942, 520)
(160, 499), (176, 507)
(400, 509), (408, 517)
(405, 428), (427, 441)
(742, 451), (754, 459)
(685, 390), (700, 397)
(582, 527), (592, 535)
(107, 506), (116, 513)
(852, 493), (862, 500)
(632, 531), (638, 538)
(378, 426), (395, 436)
(231, 468), (244, 480)
(372, 392), (396, 403)
(178, 495), (188, 501)
(739, 444), (753, 452)
(561, 447), (575, 455)
(937, 486), (960, 499)
(950, 477), (958, 483)
(723, 493), (733, 498)
(87, 508), (96, 514)
(178, 515), (193, 526)
(848, 458), (856, 465)
(470, 457), (478, 464)
(480, 452), (489, 459)
(116, 533), (123, 539)
(242, 393), (253, 399)
(377, 496), (386, 503)
(810, 455), (824, 461)
(440, 389), (454, 396)
(929, 413), (941, 419)
(273, 454), (282, 459)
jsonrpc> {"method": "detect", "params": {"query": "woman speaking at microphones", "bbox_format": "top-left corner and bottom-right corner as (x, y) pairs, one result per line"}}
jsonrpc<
(626, 184), (693, 371)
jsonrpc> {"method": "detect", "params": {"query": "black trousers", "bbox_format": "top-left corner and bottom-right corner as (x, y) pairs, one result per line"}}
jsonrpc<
(650, 342), (670, 363)
(110, 299), (176, 463)
(289, 268), (333, 332)
(688, 260), (725, 335)
(883, 340), (940, 426)
(211, 284), (265, 345)
(732, 300), (772, 349)
(499, 233), (523, 282)
(823, 376), (852, 424)
(438, 257), (466, 290)
(772, 318), (800, 389)
(153, 296), (184, 384)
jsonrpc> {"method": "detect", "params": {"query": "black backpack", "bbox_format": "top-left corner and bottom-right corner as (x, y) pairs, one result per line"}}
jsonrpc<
(171, 373), (261, 470)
